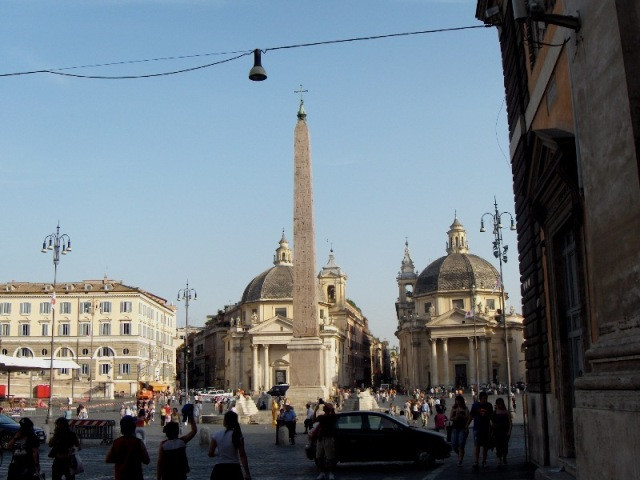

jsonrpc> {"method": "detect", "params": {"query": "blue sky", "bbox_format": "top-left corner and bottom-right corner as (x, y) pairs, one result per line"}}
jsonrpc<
(0, 0), (519, 347)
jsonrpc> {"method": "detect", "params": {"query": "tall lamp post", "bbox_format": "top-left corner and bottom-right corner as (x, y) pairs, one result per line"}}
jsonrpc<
(177, 281), (196, 403)
(40, 223), (72, 425)
(481, 197), (516, 415)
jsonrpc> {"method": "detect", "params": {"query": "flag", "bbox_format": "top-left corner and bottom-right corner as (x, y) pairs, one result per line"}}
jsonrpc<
(465, 309), (474, 319)
(50, 292), (56, 309)
(492, 275), (502, 293)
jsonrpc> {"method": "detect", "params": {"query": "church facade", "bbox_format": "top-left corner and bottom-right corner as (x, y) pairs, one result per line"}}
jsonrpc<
(395, 218), (525, 391)
(190, 233), (374, 394)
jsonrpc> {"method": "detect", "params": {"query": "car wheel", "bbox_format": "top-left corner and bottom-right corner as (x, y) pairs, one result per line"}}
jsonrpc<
(0, 432), (13, 450)
(416, 450), (437, 468)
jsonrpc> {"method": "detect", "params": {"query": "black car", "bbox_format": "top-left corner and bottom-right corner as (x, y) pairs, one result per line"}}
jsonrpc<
(267, 384), (289, 397)
(0, 414), (47, 449)
(307, 411), (451, 467)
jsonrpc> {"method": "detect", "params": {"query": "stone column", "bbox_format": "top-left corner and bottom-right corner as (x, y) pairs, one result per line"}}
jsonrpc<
(442, 338), (450, 386)
(235, 342), (242, 390)
(252, 344), (259, 393)
(324, 344), (331, 390)
(430, 339), (439, 387)
(287, 101), (328, 407)
(468, 337), (477, 387)
(263, 344), (270, 389)
(479, 337), (488, 384)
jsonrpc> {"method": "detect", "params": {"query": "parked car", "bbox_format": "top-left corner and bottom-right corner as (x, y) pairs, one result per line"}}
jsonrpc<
(0, 414), (46, 449)
(267, 384), (289, 397)
(306, 411), (451, 468)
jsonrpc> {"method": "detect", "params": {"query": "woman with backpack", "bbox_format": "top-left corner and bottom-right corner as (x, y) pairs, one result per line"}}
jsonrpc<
(7, 417), (41, 480)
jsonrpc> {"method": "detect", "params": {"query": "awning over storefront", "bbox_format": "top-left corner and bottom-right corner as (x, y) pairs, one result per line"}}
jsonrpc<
(0, 354), (80, 371)
(0, 354), (81, 398)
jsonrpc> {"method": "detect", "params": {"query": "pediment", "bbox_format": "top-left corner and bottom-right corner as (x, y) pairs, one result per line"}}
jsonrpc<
(248, 315), (293, 335)
(427, 308), (491, 328)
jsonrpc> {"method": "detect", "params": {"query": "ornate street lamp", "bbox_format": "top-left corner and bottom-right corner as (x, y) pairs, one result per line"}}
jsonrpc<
(40, 223), (72, 424)
(481, 197), (516, 414)
(177, 281), (196, 403)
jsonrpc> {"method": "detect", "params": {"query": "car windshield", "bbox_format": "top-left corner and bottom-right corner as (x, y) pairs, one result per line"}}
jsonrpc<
(0, 414), (18, 425)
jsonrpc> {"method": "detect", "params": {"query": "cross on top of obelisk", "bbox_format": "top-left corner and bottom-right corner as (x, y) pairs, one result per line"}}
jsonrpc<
(295, 84), (308, 119)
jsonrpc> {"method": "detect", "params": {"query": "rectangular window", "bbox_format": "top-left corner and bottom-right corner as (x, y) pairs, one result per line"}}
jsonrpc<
(119, 364), (131, 375)
(41, 324), (48, 336)
(101, 302), (112, 314)
(0, 324), (9, 336)
(40, 302), (51, 314)
(20, 302), (32, 315)
(100, 323), (111, 336)
(60, 302), (72, 314)
(19, 324), (30, 336)
(100, 364), (110, 375)
(120, 301), (132, 313)
(121, 322), (131, 335)
(452, 299), (464, 309)
(275, 307), (287, 317)
(79, 323), (91, 336)
(425, 302), (432, 314)
(81, 364), (89, 376)
(59, 368), (69, 375)
(59, 323), (70, 336)
(486, 299), (496, 310)
(80, 302), (92, 314)
(0, 303), (11, 315)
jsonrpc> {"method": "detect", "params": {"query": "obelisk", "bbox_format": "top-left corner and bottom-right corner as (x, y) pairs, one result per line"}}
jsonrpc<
(286, 94), (328, 407)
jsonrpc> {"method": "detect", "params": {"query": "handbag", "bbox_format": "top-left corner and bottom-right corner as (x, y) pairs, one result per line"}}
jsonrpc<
(70, 450), (84, 475)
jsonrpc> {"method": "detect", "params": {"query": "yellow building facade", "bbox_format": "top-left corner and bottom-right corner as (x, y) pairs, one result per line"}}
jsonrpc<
(0, 278), (177, 399)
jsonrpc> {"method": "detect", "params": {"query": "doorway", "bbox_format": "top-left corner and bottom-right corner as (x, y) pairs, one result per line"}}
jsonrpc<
(454, 364), (467, 388)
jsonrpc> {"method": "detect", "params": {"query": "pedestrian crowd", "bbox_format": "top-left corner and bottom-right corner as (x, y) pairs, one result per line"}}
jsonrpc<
(3, 389), (514, 480)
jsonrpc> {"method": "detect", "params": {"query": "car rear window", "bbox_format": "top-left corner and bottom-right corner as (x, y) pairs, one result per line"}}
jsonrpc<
(336, 415), (363, 430)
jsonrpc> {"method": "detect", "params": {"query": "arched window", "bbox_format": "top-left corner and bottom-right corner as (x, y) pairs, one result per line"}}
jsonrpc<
(97, 347), (115, 357)
(17, 347), (33, 357)
(57, 347), (73, 358)
(328, 285), (336, 302)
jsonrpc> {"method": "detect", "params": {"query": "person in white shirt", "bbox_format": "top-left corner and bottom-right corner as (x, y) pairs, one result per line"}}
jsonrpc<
(208, 411), (251, 480)
(304, 403), (315, 434)
(397, 410), (409, 425)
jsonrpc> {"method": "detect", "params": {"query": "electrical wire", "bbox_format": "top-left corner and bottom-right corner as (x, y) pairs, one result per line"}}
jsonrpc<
(0, 24), (490, 80)
(0, 52), (253, 79)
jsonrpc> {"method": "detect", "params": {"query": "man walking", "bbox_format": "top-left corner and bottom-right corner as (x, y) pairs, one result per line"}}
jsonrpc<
(281, 403), (297, 445)
(466, 391), (494, 471)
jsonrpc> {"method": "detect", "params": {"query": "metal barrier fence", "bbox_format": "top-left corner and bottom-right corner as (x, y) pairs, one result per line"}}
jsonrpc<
(68, 419), (115, 445)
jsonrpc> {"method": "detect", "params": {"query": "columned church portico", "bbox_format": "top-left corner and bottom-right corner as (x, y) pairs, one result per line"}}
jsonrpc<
(395, 217), (525, 391)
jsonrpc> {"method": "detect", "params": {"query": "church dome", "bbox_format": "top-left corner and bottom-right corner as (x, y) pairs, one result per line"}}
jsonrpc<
(240, 232), (326, 304)
(414, 253), (499, 295)
(241, 264), (293, 303)
(413, 215), (499, 295)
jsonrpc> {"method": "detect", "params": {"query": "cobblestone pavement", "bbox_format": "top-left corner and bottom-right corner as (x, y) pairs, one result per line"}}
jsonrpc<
(0, 394), (536, 480)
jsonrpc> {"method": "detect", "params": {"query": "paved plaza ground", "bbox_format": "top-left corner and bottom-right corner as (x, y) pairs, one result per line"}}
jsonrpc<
(0, 394), (537, 480)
